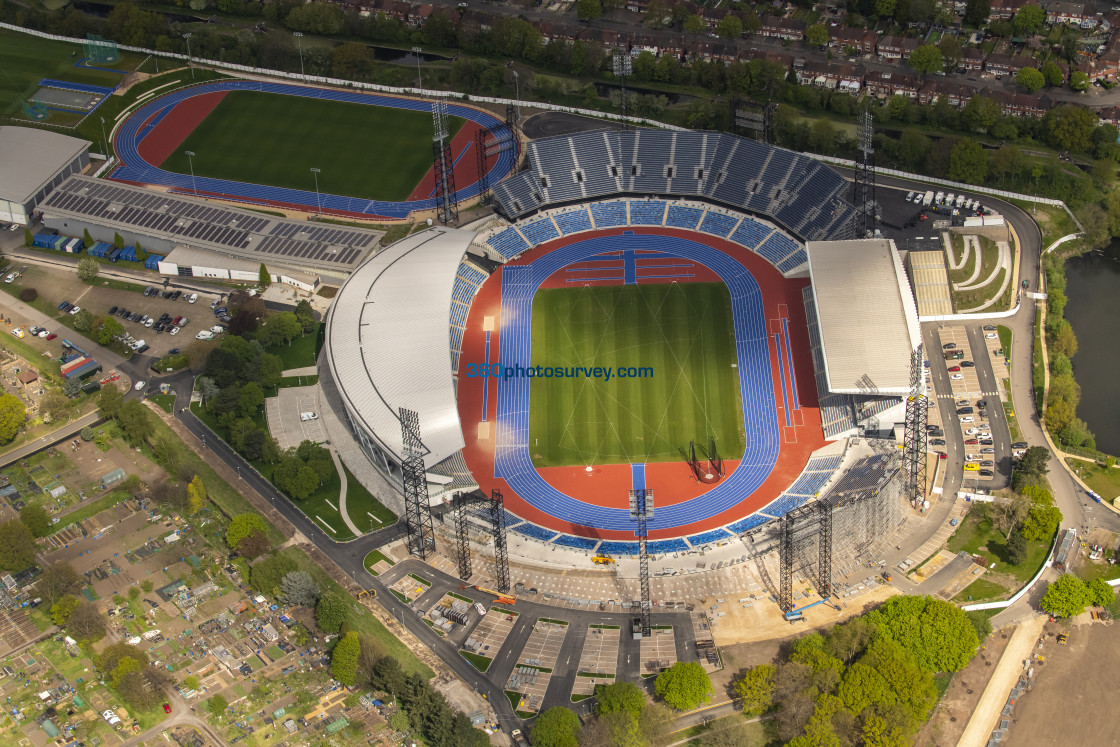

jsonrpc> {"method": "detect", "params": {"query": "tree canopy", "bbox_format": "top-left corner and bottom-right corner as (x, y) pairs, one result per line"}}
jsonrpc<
(530, 706), (581, 747)
(316, 590), (351, 633)
(908, 45), (943, 75)
(227, 513), (270, 550)
(330, 631), (360, 685)
(654, 661), (712, 711)
(1040, 574), (1093, 617)
(865, 596), (979, 672)
(0, 520), (36, 571)
(0, 394), (27, 444)
(19, 504), (50, 537)
(594, 680), (645, 717)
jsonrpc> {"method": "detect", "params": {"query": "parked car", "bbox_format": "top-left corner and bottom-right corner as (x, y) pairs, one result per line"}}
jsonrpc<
(961, 361), (975, 367)
(188, 293), (198, 303)
(68, 306), (80, 315)
(58, 300), (70, 310)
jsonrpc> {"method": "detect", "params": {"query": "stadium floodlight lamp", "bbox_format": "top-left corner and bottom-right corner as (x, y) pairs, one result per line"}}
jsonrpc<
(412, 47), (423, 92)
(294, 32), (306, 80)
(182, 33), (194, 80)
(184, 151), (198, 197)
(612, 52), (632, 78)
(311, 168), (323, 218)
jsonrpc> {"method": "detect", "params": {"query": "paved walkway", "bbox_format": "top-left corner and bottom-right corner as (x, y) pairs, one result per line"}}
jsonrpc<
(330, 447), (361, 535)
(957, 615), (1047, 747)
(281, 366), (318, 377)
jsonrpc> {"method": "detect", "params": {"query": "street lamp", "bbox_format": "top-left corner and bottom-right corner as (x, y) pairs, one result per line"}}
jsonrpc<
(294, 32), (305, 80)
(310, 167), (322, 218)
(99, 116), (109, 161)
(412, 46), (423, 92)
(185, 150), (198, 197)
(182, 33), (194, 80)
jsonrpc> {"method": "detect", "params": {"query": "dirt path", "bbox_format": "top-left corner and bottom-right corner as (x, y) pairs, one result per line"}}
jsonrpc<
(956, 614), (1046, 747)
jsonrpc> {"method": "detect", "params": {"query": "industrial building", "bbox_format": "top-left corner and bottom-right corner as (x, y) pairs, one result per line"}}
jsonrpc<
(156, 247), (319, 292)
(0, 126), (90, 226)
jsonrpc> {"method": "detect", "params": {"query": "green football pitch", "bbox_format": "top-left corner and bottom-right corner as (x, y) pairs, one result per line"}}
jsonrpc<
(0, 29), (143, 118)
(528, 283), (745, 468)
(158, 91), (464, 202)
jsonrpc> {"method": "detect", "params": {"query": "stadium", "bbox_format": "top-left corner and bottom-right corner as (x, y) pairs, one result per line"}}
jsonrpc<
(325, 125), (923, 557)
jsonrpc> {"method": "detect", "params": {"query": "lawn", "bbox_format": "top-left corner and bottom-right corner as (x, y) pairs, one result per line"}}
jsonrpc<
(459, 650), (493, 672)
(0, 28), (145, 119)
(149, 394), (176, 413)
(266, 323), (321, 371)
(997, 325), (1013, 357)
(51, 491), (126, 533)
(344, 465), (397, 533)
(953, 577), (1009, 603)
(528, 283), (744, 467)
(946, 506), (1051, 587)
(363, 548), (395, 575)
(158, 92), (463, 202)
(1066, 458), (1120, 503)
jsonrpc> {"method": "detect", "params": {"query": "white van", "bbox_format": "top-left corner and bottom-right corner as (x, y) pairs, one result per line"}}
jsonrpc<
(300, 411), (318, 421)
(474, 603), (487, 616)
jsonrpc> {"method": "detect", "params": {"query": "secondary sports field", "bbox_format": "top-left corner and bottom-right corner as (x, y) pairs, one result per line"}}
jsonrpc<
(158, 91), (465, 202)
(527, 282), (745, 468)
(0, 29), (142, 117)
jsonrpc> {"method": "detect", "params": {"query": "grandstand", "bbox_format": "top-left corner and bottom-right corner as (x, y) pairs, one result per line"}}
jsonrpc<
(492, 129), (856, 243)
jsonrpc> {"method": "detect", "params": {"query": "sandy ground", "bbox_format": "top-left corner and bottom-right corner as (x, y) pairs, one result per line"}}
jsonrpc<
(1006, 619), (1120, 746)
(915, 626), (1012, 747)
(956, 614), (1046, 747)
(710, 584), (896, 646)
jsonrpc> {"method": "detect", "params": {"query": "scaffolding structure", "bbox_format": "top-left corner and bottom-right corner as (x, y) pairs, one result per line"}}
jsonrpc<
(454, 491), (471, 580)
(432, 99), (458, 224)
(451, 490), (510, 591)
(399, 408), (435, 559)
(613, 52), (632, 131)
(629, 489), (653, 637)
(475, 120), (517, 207)
(489, 489), (510, 593)
(852, 106), (878, 237)
(733, 98), (777, 144)
(903, 345), (928, 507)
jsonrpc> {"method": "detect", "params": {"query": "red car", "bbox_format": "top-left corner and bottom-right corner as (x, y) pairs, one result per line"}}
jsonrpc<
(163, 703), (171, 714)
(45, 333), (56, 341)
(939, 453), (948, 459)
(948, 366), (960, 372)
(966, 439), (978, 444)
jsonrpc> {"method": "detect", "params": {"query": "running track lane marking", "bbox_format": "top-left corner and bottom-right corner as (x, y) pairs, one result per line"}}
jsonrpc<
(482, 330), (491, 424)
(623, 249), (637, 285)
(632, 463), (646, 492)
(774, 332), (791, 428)
(782, 317), (800, 410)
(426, 141), (476, 199)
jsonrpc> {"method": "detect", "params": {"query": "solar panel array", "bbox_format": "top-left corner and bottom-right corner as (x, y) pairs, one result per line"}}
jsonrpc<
(40, 176), (380, 270)
(492, 130), (857, 243)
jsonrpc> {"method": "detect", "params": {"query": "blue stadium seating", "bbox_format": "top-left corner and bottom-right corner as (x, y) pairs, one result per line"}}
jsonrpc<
(597, 541), (640, 556)
(554, 209), (593, 235)
(521, 217), (559, 245)
(590, 201), (628, 227)
(699, 211), (738, 238)
(731, 217), (772, 249)
(449, 325), (464, 353)
(647, 538), (689, 554)
(762, 493), (811, 517)
(665, 204), (703, 230)
(487, 227), (530, 259)
(513, 523), (559, 542)
(628, 200), (666, 225)
(553, 534), (600, 550)
(757, 232), (801, 267)
(728, 515), (770, 534)
(685, 529), (732, 547)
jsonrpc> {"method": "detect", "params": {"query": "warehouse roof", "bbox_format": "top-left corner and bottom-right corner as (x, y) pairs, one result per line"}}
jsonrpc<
(805, 239), (920, 395)
(39, 175), (383, 273)
(0, 126), (89, 204)
(326, 227), (473, 466)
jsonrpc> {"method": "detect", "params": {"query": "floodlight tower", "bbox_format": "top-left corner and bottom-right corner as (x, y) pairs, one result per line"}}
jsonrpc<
(399, 408), (436, 559)
(853, 105), (878, 237)
(431, 99), (458, 224)
(613, 51), (632, 131)
(629, 488), (653, 637)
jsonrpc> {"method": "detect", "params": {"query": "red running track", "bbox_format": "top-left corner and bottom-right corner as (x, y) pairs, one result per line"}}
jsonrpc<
(137, 91), (228, 167)
(456, 227), (830, 540)
(406, 121), (487, 202)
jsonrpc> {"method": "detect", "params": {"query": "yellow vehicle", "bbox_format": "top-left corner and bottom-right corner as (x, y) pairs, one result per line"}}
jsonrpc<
(356, 589), (377, 600)
(592, 555), (615, 565)
(964, 463), (980, 471)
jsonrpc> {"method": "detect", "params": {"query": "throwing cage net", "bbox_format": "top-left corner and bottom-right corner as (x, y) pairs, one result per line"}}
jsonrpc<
(84, 35), (119, 65)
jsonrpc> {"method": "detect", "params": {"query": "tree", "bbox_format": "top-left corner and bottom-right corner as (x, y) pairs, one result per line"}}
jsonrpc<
(1012, 3), (1046, 34)
(0, 393), (27, 444)
(715, 15), (742, 40)
(1040, 574), (1092, 617)
(237, 529), (271, 560)
(227, 513), (270, 549)
(1017, 446), (1051, 481)
(35, 563), (83, 606)
(1041, 62), (1063, 87)
(733, 663), (775, 715)
(96, 316), (124, 346)
(698, 718), (766, 747)
(316, 590), (350, 633)
(991, 494), (1030, 540)
(908, 45), (943, 75)
(249, 553), (298, 595)
(51, 594), (80, 625)
(72, 309), (94, 332)
(1045, 104), (1097, 153)
(1071, 70), (1090, 91)
(965, 0), (991, 25)
(116, 399), (152, 445)
(684, 14), (704, 34)
(576, 0), (601, 20)
(1016, 67), (1045, 92)
(294, 299), (316, 334)
(259, 263), (271, 287)
(866, 596), (979, 672)
(654, 661), (712, 711)
(962, 95), (1001, 133)
(1006, 530), (1027, 565)
(1020, 503), (1062, 540)
(530, 706), (581, 747)
(19, 504), (50, 537)
(18, 287), (37, 302)
(77, 257), (101, 282)
(259, 312), (302, 348)
(595, 680), (644, 718)
(66, 601), (106, 641)
(330, 631), (360, 685)
(281, 570), (320, 606)
(0, 520), (35, 570)
(1087, 578), (1114, 607)
(184, 675), (200, 690)
(23, 228), (32, 247)
(805, 23), (828, 46)
(186, 474), (207, 514)
(208, 694), (228, 715)
(949, 138), (988, 185)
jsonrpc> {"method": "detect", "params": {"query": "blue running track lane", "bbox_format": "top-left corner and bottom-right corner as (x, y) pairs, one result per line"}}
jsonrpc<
(493, 233), (780, 534)
(783, 318), (800, 410)
(774, 333), (791, 427)
(40, 78), (117, 95)
(632, 463), (646, 492)
(112, 80), (516, 219)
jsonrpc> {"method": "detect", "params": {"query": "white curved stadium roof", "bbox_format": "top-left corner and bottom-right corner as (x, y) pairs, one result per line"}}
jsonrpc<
(327, 227), (475, 464)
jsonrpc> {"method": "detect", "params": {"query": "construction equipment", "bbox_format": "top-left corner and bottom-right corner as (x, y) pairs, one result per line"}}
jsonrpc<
(592, 555), (615, 565)
(783, 598), (839, 622)
(356, 589), (377, 600)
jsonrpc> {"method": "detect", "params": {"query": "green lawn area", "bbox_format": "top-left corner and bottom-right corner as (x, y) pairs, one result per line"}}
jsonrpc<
(1066, 458), (1120, 503)
(344, 465), (397, 533)
(460, 650), (493, 672)
(276, 546), (432, 679)
(1033, 308), (1045, 411)
(946, 507), (1051, 588)
(152, 352), (190, 373)
(266, 323), (321, 370)
(149, 394), (176, 413)
(1074, 559), (1120, 582)
(363, 548), (395, 575)
(0, 28), (145, 120)
(528, 282), (744, 467)
(51, 491), (126, 534)
(953, 577), (1009, 603)
(158, 92), (463, 202)
(997, 325), (1013, 357)
(408, 573), (432, 587)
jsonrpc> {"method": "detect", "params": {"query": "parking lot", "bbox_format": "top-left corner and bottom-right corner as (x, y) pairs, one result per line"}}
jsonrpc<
(505, 618), (568, 714)
(936, 326), (997, 483)
(639, 625), (678, 675)
(572, 624), (620, 699)
(462, 606), (519, 668)
(268, 386), (326, 450)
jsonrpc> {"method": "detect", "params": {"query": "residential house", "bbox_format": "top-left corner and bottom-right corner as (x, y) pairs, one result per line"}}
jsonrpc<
(989, 0), (1032, 20)
(795, 60), (862, 91)
(917, 79), (974, 108)
(992, 91), (1049, 116)
(864, 70), (921, 97)
(984, 52), (1037, 76)
(877, 35), (922, 61)
(831, 27), (878, 55)
(960, 47), (986, 71)
(1092, 47), (1120, 80)
(1046, 1), (1095, 26)
(760, 15), (807, 41)
(1095, 105), (1120, 126)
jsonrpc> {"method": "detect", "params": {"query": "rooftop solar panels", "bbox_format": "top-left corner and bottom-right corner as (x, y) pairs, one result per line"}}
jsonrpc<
(39, 175), (380, 271)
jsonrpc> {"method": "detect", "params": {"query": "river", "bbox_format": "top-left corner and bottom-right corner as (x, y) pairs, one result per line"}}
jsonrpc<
(1063, 251), (1120, 455)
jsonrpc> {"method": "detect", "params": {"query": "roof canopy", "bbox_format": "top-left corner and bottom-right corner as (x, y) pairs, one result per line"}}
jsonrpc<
(0, 126), (88, 203)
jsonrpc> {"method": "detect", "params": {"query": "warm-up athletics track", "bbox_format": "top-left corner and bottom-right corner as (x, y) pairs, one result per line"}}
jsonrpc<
(110, 80), (517, 220)
(458, 228), (827, 541)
